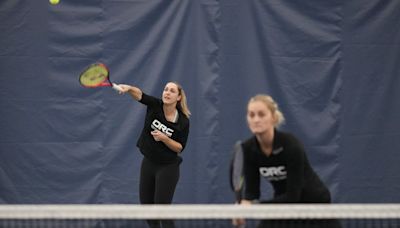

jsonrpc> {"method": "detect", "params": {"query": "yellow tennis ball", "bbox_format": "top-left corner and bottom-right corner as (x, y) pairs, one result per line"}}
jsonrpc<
(49, 0), (60, 5)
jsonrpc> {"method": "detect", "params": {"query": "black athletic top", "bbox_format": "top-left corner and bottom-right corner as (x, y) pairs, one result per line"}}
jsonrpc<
(242, 129), (331, 203)
(137, 93), (190, 164)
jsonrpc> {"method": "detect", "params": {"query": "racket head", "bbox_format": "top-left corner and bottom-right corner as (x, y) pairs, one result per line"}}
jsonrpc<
(230, 141), (245, 201)
(79, 63), (111, 88)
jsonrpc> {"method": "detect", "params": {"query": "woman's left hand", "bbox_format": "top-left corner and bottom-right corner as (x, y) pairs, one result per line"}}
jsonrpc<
(151, 130), (167, 142)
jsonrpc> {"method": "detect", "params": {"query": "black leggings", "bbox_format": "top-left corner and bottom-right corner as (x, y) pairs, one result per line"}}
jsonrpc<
(139, 157), (180, 228)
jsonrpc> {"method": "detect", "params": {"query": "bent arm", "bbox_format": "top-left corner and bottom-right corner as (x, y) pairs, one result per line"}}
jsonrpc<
(151, 130), (183, 153)
(162, 137), (183, 153)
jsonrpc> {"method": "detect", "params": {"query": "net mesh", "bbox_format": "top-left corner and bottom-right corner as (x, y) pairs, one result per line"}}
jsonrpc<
(1, 204), (399, 228)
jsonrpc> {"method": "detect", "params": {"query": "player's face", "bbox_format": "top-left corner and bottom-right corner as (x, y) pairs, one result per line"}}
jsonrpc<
(162, 82), (181, 105)
(247, 101), (275, 135)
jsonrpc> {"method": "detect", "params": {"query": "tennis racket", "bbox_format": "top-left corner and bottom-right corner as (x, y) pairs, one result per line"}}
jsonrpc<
(230, 141), (245, 203)
(230, 141), (247, 228)
(79, 63), (123, 92)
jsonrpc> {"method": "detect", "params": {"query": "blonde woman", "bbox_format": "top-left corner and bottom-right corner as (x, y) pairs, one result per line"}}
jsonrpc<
(234, 94), (340, 228)
(118, 82), (190, 228)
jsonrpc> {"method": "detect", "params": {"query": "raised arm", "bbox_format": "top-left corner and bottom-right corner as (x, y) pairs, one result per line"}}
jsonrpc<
(117, 84), (143, 101)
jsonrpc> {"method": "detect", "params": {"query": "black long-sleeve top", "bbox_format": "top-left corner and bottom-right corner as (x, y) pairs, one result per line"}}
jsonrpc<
(242, 129), (331, 203)
(136, 93), (190, 164)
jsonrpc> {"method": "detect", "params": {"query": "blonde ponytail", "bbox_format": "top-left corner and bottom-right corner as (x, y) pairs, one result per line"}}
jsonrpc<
(173, 82), (191, 118)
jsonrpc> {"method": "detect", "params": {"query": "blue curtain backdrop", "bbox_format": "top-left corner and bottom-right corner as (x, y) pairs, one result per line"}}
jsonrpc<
(1, 0), (399, 204)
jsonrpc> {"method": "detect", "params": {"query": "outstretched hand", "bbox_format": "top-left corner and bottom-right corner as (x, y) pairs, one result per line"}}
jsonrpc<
(114, 84), (131, 94)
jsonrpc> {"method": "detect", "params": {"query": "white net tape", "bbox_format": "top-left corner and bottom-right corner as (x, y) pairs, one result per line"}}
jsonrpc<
(0, 204), (400, 220)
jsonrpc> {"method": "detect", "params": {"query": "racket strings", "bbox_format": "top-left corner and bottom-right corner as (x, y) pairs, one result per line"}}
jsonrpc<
(80, 64), (110, 87)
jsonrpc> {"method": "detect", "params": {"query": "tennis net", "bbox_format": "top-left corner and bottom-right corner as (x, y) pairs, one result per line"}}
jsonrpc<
(0, 204), (400, 228)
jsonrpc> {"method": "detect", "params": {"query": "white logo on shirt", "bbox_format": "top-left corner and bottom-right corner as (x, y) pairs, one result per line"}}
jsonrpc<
(151, 119), (174, 137)
(259, 166), (287, 181)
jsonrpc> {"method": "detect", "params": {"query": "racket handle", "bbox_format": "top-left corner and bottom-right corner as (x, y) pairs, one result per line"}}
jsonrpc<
(112, 83), (123, 92)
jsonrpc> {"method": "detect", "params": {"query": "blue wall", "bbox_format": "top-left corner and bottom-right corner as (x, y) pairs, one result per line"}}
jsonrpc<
(1, 0), (400, 204)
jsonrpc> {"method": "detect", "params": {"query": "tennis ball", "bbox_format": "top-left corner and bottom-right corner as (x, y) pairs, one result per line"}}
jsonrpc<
(49, 0), (60, 5)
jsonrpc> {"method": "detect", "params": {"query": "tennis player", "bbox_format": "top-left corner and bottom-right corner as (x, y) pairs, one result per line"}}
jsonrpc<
(117, 82), (190, 228)
(234, 94), (341, 228)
